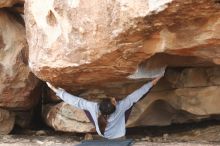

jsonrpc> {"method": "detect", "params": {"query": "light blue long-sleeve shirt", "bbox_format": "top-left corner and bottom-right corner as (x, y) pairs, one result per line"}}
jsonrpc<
(56, 81), (153, 139)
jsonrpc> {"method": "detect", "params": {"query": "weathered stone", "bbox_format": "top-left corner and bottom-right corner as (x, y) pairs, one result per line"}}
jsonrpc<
(153, 67), (220, 91)
(0, 0), (24, 8)
(127, 67), (220, 127)
(0, 0), (24, 14)
(127, 86), (220, 127)
(25, 0), (220, 97)
(0, 10), (40, 110)
(43, 102), (94, 132)
(0, 108), (15, 135)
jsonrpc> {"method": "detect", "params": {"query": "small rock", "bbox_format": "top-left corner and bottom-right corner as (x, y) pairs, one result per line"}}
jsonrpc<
(163, 133), (169, 140)
(84, 133), (93, 140)
(35, 130), (47, 136)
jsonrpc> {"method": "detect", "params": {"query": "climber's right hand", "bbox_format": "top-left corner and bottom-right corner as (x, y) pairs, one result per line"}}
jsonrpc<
(46, 82), (58, 93)
(151, 75), (163, 85)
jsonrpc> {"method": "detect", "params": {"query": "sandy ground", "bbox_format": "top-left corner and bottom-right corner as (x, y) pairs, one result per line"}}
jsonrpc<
(0, 136), (218, 146)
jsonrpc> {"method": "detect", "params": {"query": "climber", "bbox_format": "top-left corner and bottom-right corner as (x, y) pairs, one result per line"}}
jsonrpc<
(46, 75), (163, 139)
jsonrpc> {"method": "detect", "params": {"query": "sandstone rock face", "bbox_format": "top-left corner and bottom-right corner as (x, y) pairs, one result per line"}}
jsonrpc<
(0, 0), (24, 8)
(0, 9), (41, 134)
(24, 0), (220, 132)
(43, 102), (94, 132)
(0, 108), (15, 134)
(25, 0), (220, 92)
(0, 10), (39, 110)
(0, 0), (24, 14)
(127, 67), (220, 127)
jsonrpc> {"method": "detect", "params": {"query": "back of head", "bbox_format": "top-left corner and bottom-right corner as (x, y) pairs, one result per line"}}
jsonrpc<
(99, 98), (116, 115)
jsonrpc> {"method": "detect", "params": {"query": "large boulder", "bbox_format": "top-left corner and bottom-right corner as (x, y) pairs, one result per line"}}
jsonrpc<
(25, 0), (220, 95)
(0, 108), (15, 135)
(43, 102), (94, 132)
(0, 10), (40, 110)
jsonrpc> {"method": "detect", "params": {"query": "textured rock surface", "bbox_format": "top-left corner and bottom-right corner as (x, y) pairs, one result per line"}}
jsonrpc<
(0, 0), (24, 8)
(0, 108), (15, 134)
(25, 0), (220, 94)
(0, 10), (40, 110)
(43, 102), (94, 132)
(127, 67), (220, 126)
(0, 0), (24, 14)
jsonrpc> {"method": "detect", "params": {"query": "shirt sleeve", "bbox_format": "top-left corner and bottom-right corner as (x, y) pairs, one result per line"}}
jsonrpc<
(118, 81), (153, 111)
(56, 88), (96, 111)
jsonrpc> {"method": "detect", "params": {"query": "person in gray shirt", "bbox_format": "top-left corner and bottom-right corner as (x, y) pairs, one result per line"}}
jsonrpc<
(46, 76), (162, 139)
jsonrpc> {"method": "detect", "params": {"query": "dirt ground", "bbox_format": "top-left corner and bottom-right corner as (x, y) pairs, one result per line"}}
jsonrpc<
(2, 119), (220, 146)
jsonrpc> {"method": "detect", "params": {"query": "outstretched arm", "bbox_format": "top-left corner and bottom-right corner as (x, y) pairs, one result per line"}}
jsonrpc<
(118, 76), (163, 111)
(46, 82), (96, 111)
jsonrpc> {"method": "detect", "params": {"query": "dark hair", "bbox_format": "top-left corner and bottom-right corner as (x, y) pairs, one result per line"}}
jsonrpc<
(98, 98), (116, 135)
